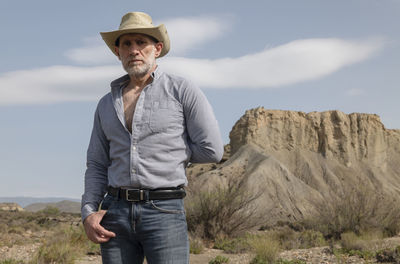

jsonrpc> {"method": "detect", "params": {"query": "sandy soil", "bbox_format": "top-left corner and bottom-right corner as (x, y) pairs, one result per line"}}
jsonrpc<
(2, 236), (400, 264)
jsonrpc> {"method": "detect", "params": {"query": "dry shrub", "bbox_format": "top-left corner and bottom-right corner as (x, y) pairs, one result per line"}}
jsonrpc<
(340, 232), (368, 251)
(32, 238), (75, 264)
(297, 229), (326, 249)
(30, 224), (99, 264)
(268, 226), (326, 250)
(185, 176), (264, 240)
(249, 234), (281, 264)
(39, 206), (61, 216)
(308, 184), (400, 240)
(213, 236), (250, 253)
(376, 246), (400, 263)
(189, 235), (204, 254)
(272, 226), (298, 250)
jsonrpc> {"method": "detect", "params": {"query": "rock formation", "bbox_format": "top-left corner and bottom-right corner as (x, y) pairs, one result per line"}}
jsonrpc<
(0, 203), (24, 212)
(187, 108), (400, 223)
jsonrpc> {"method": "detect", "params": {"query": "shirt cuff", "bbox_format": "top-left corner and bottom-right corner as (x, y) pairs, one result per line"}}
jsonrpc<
(81, 203), (98, 222)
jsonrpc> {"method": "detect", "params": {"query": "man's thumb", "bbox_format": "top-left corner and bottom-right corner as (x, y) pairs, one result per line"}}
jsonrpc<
(98, 209), (107, 217)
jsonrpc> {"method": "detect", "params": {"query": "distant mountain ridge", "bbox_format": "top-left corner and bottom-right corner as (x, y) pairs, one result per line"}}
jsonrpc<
(24, 200), (81, 214)
(0, 197), (80, 208)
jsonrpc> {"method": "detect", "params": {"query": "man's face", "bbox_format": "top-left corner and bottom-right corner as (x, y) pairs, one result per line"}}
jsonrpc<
(115, 33), (163, 79)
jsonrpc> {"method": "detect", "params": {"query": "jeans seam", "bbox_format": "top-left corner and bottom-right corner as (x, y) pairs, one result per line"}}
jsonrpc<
(150, 200), (183, 214)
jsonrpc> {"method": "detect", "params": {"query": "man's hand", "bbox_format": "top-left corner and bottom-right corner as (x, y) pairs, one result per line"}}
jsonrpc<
(83, 210), (116, 243)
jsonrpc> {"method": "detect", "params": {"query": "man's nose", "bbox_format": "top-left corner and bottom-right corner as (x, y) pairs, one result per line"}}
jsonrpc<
(128, 44), (140, 55)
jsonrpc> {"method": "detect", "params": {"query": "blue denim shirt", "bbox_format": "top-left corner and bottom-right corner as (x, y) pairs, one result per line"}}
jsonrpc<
(81, 67), (224, 220)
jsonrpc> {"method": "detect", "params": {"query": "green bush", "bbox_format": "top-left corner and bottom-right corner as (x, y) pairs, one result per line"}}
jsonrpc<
(376, 246), (400, 263)
(39, 206), (60, 216)
(333, 247), (375, 261)
(250, 255), (268, 264)
(250, 255), (307, 264)
(276, 259), (307, 264)
(0, 259), (24, 264)
(7, 226), (24, 235)
(209, 255), (229, 264)
(213, 236), (250, 253)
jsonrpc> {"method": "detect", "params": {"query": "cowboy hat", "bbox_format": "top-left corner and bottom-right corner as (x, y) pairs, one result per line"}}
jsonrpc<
(100, 12), (170, 57)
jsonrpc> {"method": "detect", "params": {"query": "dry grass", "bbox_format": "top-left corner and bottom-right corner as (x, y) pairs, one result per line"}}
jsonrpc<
(258, 225), (326, 250)
(305, 184), (400, 240)
(185, 175), (264, 240)
(0, 209), (98, 264)
(189, 235), (205, 254)
(213, 236), (250, 253)
(340, 231), (370, 251)
(30, 225), (99, 264)
(248, 234), (281, 264)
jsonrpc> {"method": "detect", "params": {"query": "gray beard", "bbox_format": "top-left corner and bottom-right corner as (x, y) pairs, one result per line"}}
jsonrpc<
(124, 61), (153, 79)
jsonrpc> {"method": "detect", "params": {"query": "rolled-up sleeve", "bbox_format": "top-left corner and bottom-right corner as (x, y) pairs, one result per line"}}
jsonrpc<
(81, 104), (110, 221)
(181, 80), (224, 163)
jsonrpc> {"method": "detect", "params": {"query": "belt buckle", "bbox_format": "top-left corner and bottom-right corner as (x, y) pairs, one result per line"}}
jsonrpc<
(125, 189), (144, 202)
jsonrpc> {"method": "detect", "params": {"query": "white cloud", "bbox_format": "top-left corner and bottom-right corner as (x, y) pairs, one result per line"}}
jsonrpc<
(161, 15), (231, 56)
(65, 15), (231, 65)
(65, 43), (117, 65)
(0, 38), (384, 105)
(159, 38), (385, 88)
(0, 65), (123, 105)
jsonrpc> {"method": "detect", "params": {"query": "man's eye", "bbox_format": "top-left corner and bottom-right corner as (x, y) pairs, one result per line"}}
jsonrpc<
(137, 40), (145, 45)
(123, 41), (131, 46)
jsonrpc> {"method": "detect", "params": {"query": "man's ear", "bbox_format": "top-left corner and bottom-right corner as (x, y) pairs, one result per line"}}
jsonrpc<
(154, 42), (163, 58)
(115, 46), (121, 60)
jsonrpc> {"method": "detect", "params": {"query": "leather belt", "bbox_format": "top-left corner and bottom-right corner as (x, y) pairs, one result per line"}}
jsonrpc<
(107, 186), (186, 202)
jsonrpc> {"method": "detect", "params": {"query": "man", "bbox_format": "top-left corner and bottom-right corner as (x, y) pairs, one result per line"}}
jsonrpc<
(81, 12), (223, 264)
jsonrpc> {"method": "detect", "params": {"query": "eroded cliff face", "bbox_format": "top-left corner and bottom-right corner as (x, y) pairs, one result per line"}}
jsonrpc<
(188, 108), (400, 224)
(0, 203), (24, 212)
(229, 107), (400, 170)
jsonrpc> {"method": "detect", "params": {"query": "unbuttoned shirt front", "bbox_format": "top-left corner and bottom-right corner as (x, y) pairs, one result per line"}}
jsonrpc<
(81, 68), (224, 220)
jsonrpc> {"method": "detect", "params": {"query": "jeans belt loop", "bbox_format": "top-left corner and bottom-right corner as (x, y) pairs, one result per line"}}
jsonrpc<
(116, 188), (121, 201)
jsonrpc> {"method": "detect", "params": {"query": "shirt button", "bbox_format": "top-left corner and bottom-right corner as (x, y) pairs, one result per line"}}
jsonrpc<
(133, 146), (136, 151)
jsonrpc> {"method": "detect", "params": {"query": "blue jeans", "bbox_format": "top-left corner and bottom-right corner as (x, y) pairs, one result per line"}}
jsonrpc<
(99, 194), (189, 264)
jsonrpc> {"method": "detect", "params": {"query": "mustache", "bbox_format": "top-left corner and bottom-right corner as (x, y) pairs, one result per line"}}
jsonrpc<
(125, 55), (143, 61)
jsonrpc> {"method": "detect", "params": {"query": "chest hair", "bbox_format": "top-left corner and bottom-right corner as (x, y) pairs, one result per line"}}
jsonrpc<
(122, 87), (142, 133)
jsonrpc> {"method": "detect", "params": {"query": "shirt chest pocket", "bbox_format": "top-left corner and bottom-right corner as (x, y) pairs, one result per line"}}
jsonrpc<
(149, 100), (183, 133)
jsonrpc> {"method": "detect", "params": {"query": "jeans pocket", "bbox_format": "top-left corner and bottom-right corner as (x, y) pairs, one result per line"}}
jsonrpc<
(99, 195), (117, 214)
(150, 199), (184, 214)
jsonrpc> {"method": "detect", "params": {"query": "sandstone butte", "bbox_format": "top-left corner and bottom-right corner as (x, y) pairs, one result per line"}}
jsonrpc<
(0, 203), (24, 212)
(188, 107), (400, 224)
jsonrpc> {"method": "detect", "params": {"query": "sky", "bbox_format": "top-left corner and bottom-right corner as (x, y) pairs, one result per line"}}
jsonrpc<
(0, 0), (399, 199)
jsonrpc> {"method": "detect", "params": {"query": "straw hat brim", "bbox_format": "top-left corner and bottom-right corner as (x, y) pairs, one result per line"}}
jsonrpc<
(100, 24), (170, 58)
